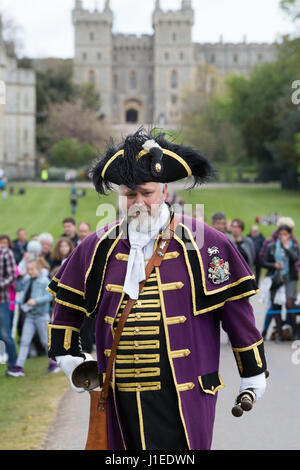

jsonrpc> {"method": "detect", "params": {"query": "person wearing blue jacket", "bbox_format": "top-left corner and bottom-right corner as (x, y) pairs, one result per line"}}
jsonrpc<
(7, 258), (59, 377)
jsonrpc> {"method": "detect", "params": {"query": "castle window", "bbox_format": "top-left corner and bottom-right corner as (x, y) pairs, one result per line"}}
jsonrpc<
(113, 74), (119, 90)
(126, 109), (138, 123)
(210, 54), (215, 63)
(131, 53), (135, 62)
(180, 52), (184, 60)
(130, 71), (137, 89)
(98, 52), (102, 61)
(257, 54), (263, 62)
(158, 113), (166, 125)
(171, 70), (178, 89)
(114, 53), (118, 62)
(171, 95), (177, 104)
(148, 74), (153, 89)
(172, 33), (177, 41)
(90, 32), (95, 41)
(233, 54), (238, 63)
(88, 70), (96, 83)
(165, 52), (169, 60)
(82, 52), (87, 61)
(24, 129), (28, 143)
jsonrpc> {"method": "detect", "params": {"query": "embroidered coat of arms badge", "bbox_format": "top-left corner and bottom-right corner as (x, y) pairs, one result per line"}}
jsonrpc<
(208, 256), (230, 285)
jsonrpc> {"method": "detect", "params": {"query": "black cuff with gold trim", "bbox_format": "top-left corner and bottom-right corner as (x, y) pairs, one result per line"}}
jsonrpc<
(47, 323), (84, 358)
(232, 339), (267, 378)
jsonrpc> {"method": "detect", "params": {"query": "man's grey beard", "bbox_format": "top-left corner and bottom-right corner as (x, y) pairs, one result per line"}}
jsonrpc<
(127, 202), (164, 233)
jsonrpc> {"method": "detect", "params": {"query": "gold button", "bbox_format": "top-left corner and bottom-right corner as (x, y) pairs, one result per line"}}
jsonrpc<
(137, 385), (141, 389)
(135, 342), (139, 347)
(136, 315), (141, 319)
(135, 328), (140, 333)
(211, 386), (215, 391)
(135, 356), (139, 361)
(137, 301), (142, 306)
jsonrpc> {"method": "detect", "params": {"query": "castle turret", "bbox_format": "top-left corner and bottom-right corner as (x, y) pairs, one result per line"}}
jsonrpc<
(74, 0), (83, 10)
(104, 0), (112, 11)
(72, 0), (113, 120)
(182, 0), (192, 9)
(152, 1), (194, 125)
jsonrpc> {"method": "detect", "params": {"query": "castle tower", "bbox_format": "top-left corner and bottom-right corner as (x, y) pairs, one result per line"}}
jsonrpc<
(182, 0), (192, 9)
(104, 0), (111, 11)
(75, 0), (83, 9)
(72, 0), (113, 121)
(152, 1), (194, 126)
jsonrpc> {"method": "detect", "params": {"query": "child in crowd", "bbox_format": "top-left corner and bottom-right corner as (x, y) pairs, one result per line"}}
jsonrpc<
(6, 258), (59, 376)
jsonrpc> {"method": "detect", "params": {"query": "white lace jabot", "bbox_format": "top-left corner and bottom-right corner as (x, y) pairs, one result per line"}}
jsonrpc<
(123, 203), (170, 300)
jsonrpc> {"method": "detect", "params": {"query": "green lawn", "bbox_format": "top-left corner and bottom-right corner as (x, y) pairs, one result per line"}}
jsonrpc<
(178, 186), (300, 242)
(0, 357), (68, 450)
(0, 184), (116, 241)
(1, 184), (299, 243)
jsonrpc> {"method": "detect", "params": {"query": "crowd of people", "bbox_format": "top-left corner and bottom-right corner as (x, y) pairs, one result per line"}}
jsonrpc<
(0, 217), (93, 377)
(0, 203), (299, 379)
(211, 211), (300, 342)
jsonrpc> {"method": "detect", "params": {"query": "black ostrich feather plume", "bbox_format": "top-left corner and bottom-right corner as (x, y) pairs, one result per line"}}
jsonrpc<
(89, 127), (215, 195)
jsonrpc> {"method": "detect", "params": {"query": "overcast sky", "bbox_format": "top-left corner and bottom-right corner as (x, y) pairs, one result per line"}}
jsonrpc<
(0, 0), (296, 58)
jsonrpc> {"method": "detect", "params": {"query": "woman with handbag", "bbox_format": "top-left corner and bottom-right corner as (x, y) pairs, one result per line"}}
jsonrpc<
(262, 224), (300, 341)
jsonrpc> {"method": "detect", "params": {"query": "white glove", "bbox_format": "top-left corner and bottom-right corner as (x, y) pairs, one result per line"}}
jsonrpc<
(240, 372), (267, 400)
(56, 353), (94, 393)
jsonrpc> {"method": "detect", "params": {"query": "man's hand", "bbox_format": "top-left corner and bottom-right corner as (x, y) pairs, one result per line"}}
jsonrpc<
(27, 298), (36, 306)
(240, 372), (267, 400)
(56, 353), (94, 393)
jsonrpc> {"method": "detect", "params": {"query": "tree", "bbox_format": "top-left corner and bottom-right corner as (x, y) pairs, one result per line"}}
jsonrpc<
(33, 59), (107, 160)
(265, 98), (300, 189)
(221, 54), (300, 187)
(35, 61), (75, 125)
(45, 99), (108, 151)
(280, 0), (300, 21)
(73, 82), (101, 112)
(35, 60), (101, 124)
(296, 132), (300, 154)
(1, 13), (24, 57)
(50, 138), (97, 168)
(180, 64), (246, 168)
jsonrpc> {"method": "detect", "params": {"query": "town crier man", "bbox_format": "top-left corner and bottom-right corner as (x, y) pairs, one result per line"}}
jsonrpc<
(47, 129), (267, 450)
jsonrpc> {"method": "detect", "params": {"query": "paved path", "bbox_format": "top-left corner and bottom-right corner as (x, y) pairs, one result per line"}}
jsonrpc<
(43, 297), (300, 450)
(42, 386), (90, 450)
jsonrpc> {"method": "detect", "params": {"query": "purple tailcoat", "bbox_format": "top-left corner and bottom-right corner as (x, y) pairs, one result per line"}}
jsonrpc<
(48, 215), (264, 450)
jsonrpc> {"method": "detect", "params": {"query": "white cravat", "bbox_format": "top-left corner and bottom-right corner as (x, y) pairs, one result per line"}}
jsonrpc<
(123, 203), (170, 300)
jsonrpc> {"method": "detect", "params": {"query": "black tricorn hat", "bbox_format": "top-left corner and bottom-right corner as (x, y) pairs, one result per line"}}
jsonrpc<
(90, 128), (215, 194)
